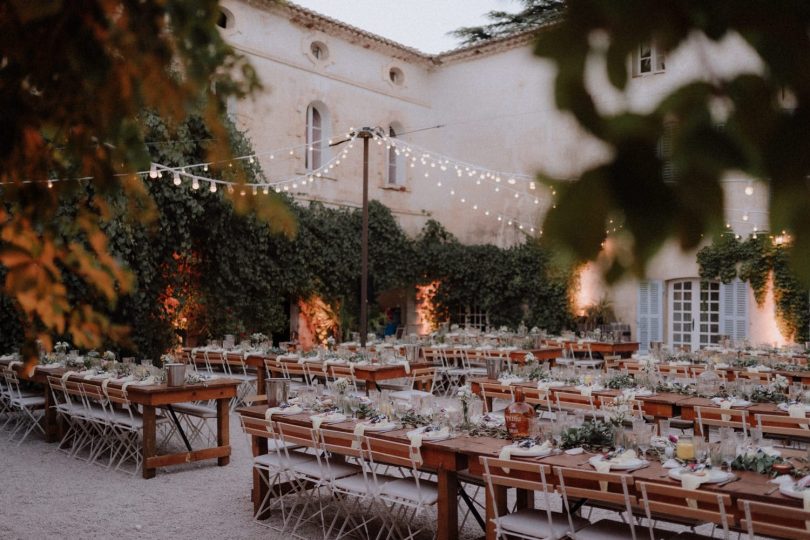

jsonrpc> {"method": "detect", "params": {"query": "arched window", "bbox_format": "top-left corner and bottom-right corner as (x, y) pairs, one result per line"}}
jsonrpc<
(387, 125), (404, 185)
(306, 104), (324, 171)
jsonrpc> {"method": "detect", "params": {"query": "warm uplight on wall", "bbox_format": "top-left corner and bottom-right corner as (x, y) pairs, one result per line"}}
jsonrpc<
(415, 282), (440, 335)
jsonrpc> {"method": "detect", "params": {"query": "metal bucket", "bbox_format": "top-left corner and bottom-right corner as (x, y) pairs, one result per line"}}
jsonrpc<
(165, 363), (186, 387)
(265, 378), (290, 407)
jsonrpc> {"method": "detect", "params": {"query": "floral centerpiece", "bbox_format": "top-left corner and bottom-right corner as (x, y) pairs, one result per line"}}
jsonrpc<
(606, 372), (636, 390)
(250, 332), (268, 347)
(456, 384), (476, 424)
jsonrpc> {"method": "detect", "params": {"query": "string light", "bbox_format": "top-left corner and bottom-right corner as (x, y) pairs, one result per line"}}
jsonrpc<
(173, 171), (181, 186)
(149, 164), (158, 179)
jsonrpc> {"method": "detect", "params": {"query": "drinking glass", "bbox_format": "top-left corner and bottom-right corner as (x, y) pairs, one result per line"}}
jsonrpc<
(750, 427), (763, 448)
(658, 419), (670, 437)
(636, 425), (652, 456)
(720, 439), (737, 471)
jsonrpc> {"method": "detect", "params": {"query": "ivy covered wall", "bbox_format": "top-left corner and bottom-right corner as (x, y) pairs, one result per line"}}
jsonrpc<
(0, 113), (575, 357)
(697, 235), (810, 342)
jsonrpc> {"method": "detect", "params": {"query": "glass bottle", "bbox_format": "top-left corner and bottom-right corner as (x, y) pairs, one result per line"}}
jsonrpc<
(504, 387), (535, 439)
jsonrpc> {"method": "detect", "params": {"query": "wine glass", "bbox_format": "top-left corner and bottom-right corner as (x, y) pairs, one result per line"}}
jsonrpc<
(635, 425), (652, 457)
(720, 439), (737, 472)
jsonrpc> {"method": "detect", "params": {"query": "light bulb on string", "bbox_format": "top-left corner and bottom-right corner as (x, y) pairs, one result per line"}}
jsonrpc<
(745, 182), (754, 196)
(203, 164), (209, 172)
(742, 213), (749, 221)
(529, 182), (536, 190)
(227, 184), (234, 194)
(149, 164), (158, 179)
(47, 180), (53, 189)
(173, 171), (181, 186)
(252, 185), (257, 195)
(192, 178), (200, 190)
(248, 156), (255, 164)
(209, 182), (217, 193)
(262, 186), (269, 195)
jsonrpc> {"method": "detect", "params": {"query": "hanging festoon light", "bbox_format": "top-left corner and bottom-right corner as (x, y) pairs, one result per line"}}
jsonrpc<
(191, 177), (200, 190)
(149, 163), (158, 179)
(745, 181), (754, 196)
(209, 181), (217, 193)
(173, 170), (182, 186)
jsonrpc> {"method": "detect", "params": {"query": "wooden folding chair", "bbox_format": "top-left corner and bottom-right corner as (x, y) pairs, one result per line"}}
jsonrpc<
(555, 391), (596, 414)
(480, 457), (588, 539)
(738, 498), (810, 540)
(637, 481), (734, 539)
(523, 387), (553, 419)
(737, 371), (771, 383)
(695, 405), (750, 439)
(554, 466), (644, 540)
(754, 412), (810, 453)
(479, 381), (514, 413)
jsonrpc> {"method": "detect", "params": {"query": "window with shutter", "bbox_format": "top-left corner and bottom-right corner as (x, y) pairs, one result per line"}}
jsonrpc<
(721, 279), (749, 343)
(637, 280), (663, 352)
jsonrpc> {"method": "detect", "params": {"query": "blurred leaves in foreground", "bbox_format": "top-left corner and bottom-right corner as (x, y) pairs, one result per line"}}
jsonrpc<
(0, 1), (290, 361)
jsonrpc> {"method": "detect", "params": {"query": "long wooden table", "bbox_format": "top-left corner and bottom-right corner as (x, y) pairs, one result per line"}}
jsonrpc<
(549, 340), (640, 358)
(1, 359), (239, 479)
(239, 404), (804, 540)
(469, 377), (691, 420)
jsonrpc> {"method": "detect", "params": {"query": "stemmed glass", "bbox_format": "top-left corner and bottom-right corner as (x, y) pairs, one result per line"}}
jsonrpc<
(720, 439), (737, 472)
(635, 424), (653, 457)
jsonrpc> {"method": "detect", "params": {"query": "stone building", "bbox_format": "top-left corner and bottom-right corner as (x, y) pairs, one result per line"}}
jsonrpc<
(221, 0), (784, 349)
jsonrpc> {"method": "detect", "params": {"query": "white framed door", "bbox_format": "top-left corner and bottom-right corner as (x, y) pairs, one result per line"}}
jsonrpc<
(668, 279), (721, 351)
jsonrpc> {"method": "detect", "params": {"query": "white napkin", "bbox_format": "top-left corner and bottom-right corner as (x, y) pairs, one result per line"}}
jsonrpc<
(593, 459), (611, 491)
(662, 459), (680, 469)
(788, 404), (809, 430)
(718, 399), (732, 422)
(565, 447), (584, 455)
(681, 473), (706, 509)
(352, 423), (366, 449)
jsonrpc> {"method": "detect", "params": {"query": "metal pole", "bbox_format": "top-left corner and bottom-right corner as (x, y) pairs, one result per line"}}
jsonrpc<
(359, 129), (371, 349)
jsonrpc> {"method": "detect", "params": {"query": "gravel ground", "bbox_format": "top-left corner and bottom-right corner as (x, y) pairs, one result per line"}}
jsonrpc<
(1, 412), (733, 540)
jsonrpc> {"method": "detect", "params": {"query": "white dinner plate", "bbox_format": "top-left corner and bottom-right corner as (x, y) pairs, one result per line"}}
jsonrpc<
(311, 412), (347, 424)
(507, 443), (553, 457)
(589, 455), (647, 470)
(668, 467), (732, 483)
(710, 397), (751, 407)
(779, 483), (808, 500)
(407, 427), (451, 441)
(777, 402), (810, 413)
(268, 405), (303, 416)
(360, 421), (399, 432)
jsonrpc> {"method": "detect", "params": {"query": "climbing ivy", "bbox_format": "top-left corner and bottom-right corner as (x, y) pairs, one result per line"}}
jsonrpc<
(0, 113), (575, 357)
(698, 235), (809, 342)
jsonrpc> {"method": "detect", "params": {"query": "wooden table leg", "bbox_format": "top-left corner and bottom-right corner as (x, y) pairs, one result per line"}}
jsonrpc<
(486, 483), (508, 540)
(142, 405), (156, 479)
(252, 433), (272, 518)
(217, 398), (230, 466)
(365, 380), (377, 393)
(437, 467), (459, 540)
(256, 363), (266, 398)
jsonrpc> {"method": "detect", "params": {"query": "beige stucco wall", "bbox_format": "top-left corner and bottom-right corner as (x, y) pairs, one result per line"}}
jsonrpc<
(222, 0), (789, 344)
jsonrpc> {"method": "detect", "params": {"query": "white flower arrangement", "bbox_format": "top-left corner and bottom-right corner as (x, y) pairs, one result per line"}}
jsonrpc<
(524, 352), (535, 362)
(456, 384), (474, 402)
(251, 332), (268, 344)
(86, 350), (100, 358)
(333, 377), (350, 395)
(160, 353), (176, 365)
(772, 374), (789, 391)
(326, 336), (336, 346)
(103, 350), (116, 362)
(54, 341), (70, 354)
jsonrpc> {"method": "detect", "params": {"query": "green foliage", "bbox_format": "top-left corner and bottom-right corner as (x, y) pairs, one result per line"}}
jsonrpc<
(451, 0), (565, 44)
(731, 450), (785, 476)
(606, 372), (635, 390)
(698, 235), (810, 342)
(415, 221), (574, 331)
(504, 1), (810, 285)
(561, 419), (615, 450)
(0, 1), (264, 358)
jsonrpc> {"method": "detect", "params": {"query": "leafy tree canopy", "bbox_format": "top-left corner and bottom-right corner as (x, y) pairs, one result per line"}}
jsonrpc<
(457, 1), (810, 288)
(0, 1), (292, 361)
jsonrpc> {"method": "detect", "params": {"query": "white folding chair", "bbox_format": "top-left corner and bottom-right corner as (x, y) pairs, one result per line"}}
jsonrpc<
(2, 369), (46, 444)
